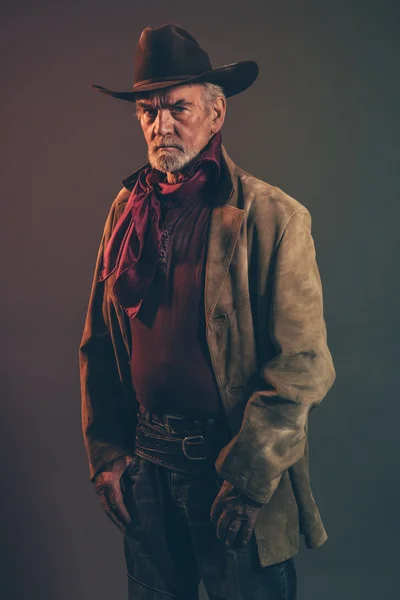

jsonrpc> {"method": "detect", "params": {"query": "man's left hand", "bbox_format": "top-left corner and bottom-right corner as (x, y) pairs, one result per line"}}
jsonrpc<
(210, 480), (263, 547)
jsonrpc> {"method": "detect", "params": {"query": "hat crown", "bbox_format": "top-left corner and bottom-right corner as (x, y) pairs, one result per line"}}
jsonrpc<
(133, 24), (213, 86)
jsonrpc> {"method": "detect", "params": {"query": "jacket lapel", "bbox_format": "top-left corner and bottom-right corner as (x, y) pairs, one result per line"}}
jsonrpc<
(204, 146), (245, 327)
(204, 204), (244, 326)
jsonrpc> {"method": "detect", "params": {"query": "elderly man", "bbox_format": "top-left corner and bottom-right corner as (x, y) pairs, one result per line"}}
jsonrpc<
(79, 23), (336, 600)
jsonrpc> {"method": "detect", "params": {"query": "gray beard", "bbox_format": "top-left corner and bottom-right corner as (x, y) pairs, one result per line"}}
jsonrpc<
(148, 146), (200, 173)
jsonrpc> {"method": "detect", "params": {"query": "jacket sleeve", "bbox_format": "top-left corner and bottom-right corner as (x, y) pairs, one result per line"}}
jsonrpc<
(79, 191), (134, 482)
(215, 206), (336, 504)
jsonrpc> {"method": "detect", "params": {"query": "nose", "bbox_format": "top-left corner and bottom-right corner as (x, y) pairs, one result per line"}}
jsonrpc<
(153, 109), (174, 137)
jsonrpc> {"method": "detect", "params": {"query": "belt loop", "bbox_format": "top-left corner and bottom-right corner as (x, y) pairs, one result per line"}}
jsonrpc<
(138, 406), (151, 426)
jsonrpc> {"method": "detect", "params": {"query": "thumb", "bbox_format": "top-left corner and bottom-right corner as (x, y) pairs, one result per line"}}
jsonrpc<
(113, 479), (132, 526)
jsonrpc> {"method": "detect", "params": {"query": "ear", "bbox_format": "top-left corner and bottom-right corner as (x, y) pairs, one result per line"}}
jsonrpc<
(210, 96), (226, 133)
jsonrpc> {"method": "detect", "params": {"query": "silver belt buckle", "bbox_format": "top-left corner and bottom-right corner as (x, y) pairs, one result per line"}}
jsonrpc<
(182, 435), (207, 460)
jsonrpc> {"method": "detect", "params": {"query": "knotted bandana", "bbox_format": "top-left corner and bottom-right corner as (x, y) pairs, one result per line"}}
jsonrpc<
(99, 131), (222, 318)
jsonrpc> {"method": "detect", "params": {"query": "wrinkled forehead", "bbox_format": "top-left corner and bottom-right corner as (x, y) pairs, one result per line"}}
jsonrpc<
(135, 83), (203, 108)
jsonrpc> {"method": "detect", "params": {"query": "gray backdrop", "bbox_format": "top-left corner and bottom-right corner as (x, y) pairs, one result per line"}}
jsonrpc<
(1, 1), (399, 599)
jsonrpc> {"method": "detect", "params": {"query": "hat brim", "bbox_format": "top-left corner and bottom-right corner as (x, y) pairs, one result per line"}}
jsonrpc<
(91, 60), (258, 101)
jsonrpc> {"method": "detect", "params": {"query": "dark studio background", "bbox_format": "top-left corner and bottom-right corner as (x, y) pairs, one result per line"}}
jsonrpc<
(1, 1), (399, 599)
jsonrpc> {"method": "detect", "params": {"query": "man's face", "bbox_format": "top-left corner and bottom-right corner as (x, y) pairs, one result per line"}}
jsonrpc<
(136, 84), (222, 173)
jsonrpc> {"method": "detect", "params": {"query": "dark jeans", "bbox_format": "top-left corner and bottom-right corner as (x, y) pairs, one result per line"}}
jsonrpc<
(122, 455), (297, 600)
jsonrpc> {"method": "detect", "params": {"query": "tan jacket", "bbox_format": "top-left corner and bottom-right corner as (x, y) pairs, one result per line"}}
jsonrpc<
(79, 145), (336, 566)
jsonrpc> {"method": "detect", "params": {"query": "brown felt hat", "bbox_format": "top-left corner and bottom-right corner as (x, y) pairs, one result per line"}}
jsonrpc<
(91, 23), (258, 101)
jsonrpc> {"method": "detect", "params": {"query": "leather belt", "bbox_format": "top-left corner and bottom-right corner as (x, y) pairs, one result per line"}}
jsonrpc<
(136, 423), (210, 460)
(134, 406), (231, 471)
(138, 404), (223, 436)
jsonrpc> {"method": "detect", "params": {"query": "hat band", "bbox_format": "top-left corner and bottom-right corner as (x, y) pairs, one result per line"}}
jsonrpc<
(132, 73), (202, 89)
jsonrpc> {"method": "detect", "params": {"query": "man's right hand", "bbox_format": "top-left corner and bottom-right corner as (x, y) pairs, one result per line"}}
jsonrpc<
(94, 455), (135, 533)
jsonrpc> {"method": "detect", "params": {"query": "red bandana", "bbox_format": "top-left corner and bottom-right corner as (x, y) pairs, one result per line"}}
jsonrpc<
(99, 131), (222, 318)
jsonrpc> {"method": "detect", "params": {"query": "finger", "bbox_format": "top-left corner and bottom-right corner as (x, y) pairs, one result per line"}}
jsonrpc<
(113, 485), (132, 526)
(225, 518), (242, 547)
(210, 496), (223, 527)
(97, 487), (121, 527)
(216, 510), (232, 542)
(106, 507), (127, 534)
(100, 486), (128, 533)
(106, 486), (131, 531)
(238, 521), (255, 547)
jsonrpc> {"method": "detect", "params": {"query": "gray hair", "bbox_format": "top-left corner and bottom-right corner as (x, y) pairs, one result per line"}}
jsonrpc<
(135, 82), (225, 119)
(200, 82), (226, 114)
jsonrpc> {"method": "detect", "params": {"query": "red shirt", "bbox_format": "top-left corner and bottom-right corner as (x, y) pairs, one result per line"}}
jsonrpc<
(129, 188), (224, 417)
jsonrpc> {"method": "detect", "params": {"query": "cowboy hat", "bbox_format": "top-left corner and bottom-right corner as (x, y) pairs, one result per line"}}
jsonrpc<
(91, 23), (258, 101)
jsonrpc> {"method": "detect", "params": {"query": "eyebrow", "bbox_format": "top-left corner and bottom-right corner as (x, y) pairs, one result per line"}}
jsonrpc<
(137, 98), (194, 109)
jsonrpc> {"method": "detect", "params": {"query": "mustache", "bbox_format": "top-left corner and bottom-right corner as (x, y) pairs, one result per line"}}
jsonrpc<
(153, 140), (183, 150)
